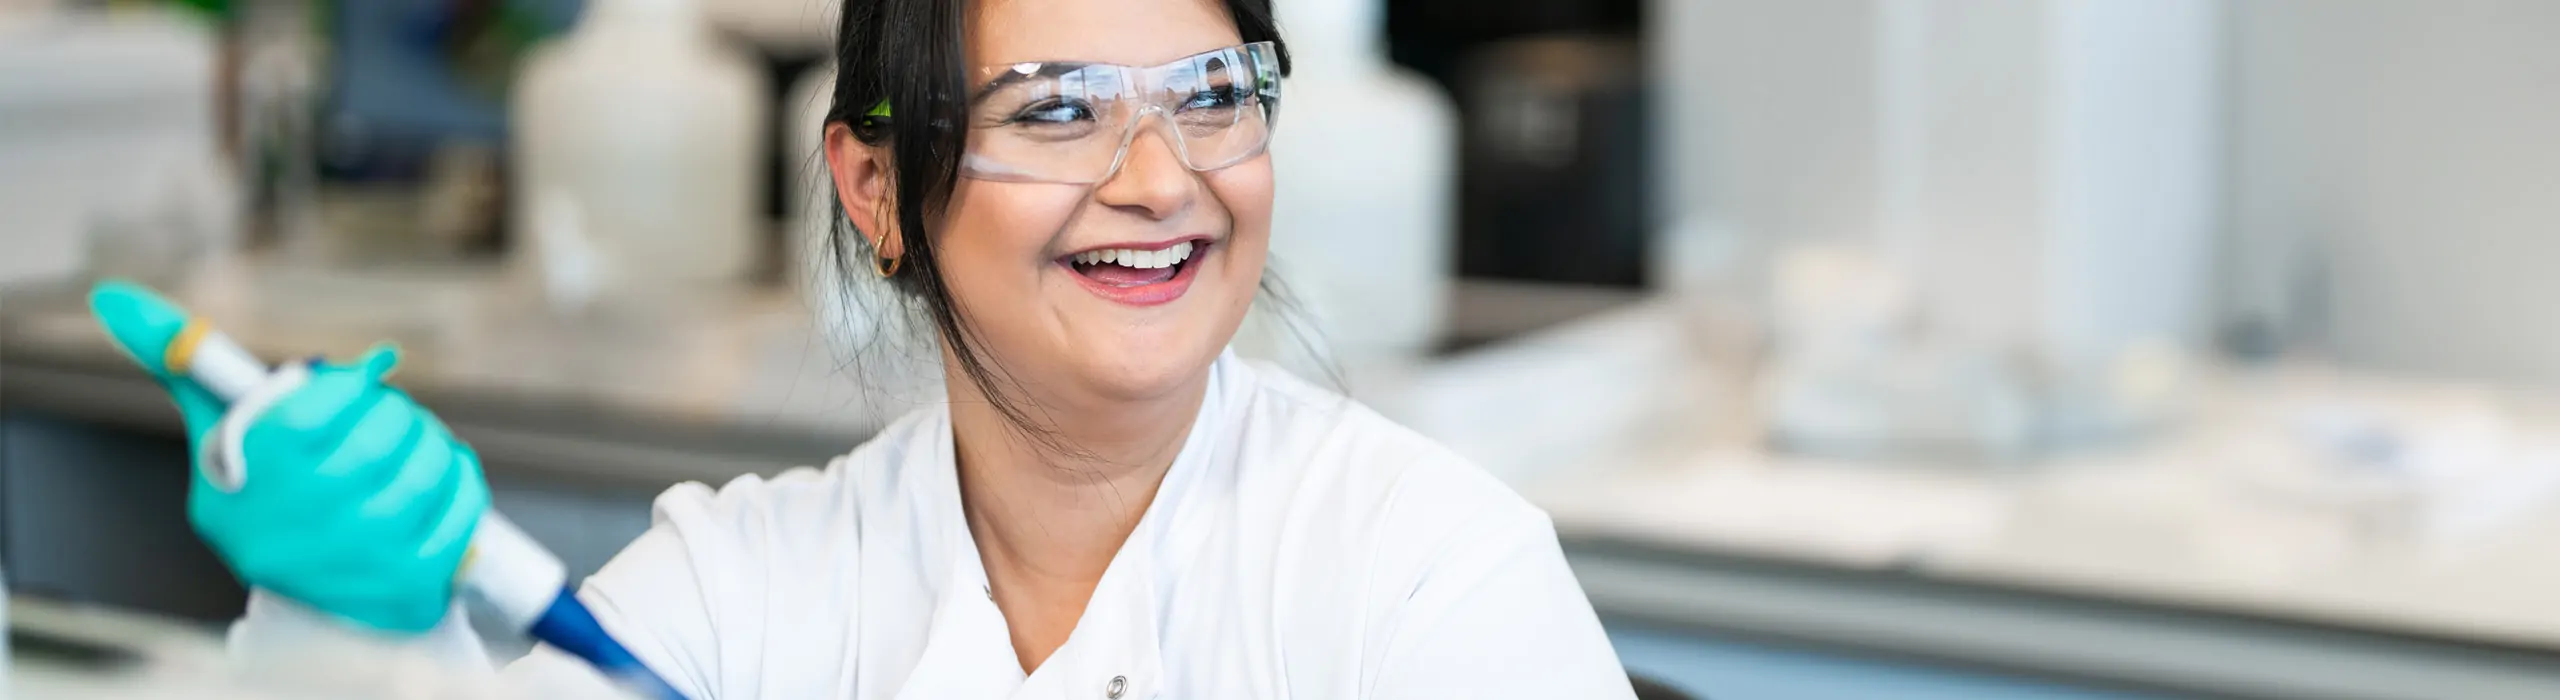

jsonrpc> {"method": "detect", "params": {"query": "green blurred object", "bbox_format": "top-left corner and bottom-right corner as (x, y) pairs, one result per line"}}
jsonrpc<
(170, 0), (231, 19)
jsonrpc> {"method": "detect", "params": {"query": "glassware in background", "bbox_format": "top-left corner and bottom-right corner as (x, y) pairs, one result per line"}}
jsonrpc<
(234, 0), (321, 257)
(512, 0), (767, 314)
(1248, 0), (1457, 371)
(1658, 0), (2222, 463)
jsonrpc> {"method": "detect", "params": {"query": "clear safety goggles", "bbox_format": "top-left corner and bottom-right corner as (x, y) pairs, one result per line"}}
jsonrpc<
(959, 42), (1282, 185)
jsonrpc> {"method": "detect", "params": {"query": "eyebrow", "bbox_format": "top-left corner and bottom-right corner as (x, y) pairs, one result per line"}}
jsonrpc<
(970, 62), (1095, 106)
(965, 46), (1248, 105)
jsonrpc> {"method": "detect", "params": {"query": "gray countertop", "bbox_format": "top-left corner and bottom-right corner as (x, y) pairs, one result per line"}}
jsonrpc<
(1, 265), (929, 490)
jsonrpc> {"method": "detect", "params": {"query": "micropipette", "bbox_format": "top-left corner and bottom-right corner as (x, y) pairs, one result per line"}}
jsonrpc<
(88, 283), (690, 700)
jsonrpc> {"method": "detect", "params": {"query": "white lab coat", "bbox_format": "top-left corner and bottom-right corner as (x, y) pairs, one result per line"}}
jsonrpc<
(235, 352), (1636, 699)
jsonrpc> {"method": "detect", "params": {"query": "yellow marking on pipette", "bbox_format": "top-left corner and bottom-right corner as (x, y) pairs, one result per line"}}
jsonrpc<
(455, 546), (480, 584)
(166, 320), (211, 375)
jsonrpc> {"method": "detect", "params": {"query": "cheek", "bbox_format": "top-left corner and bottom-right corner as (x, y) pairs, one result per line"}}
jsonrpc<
(1205, 159), (1274, 280)
(936, 178), (1083, 295)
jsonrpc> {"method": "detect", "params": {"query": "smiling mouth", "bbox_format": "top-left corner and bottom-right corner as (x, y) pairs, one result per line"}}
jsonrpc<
(1065, 240), (1201, 287)
(1058, 238), (1211, 306)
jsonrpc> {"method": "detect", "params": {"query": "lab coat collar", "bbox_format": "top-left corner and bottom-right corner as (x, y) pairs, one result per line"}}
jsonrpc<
(891, 415), (1024, 699)
(892, 353), (1236, 699)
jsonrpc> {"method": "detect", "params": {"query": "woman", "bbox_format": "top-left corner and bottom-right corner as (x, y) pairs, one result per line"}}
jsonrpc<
(102, 0), (1635, 696)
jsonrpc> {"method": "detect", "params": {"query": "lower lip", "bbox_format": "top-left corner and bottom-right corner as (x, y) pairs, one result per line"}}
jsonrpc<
(1061, 242), (1209, 307)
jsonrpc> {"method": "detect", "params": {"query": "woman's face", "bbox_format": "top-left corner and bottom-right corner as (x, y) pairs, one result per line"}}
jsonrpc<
(935, 0), (1271, 406)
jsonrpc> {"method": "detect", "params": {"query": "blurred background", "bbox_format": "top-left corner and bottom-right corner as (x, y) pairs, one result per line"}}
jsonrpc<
(5, 0), (2560, 698)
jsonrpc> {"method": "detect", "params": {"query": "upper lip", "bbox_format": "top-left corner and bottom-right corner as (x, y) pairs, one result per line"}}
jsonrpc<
(1057, 235), (1214, 259)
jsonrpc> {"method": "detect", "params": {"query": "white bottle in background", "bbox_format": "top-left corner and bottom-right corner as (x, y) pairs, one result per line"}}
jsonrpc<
(1254, 0), (1457, 370)
(513, 0), (768, 307)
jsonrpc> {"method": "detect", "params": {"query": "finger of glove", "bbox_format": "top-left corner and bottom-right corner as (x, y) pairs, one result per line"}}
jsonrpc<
(253, 460), (479, 637)
(274, 569), (455, 634)
(218, 435), (452, 580)
(249, 361), (386, 442)
(212, 361), (451, 545)
(216, 403), (483, 599)
(351, 343), (403, 383)
(159, 376), (229, 442)
(212, 487), (464, 635)
(201, 372), (400, 548)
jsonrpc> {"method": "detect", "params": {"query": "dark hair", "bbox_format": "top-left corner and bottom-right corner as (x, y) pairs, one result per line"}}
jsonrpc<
(821, 0), (1304, 448)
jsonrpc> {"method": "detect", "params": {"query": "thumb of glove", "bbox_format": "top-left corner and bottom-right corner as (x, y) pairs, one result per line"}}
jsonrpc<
(349, 343), (403, 384)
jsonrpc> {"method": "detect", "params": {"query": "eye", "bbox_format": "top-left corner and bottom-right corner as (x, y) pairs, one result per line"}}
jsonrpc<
(1180, 85), (1244, 112)
(1009, 97), (1097, 125)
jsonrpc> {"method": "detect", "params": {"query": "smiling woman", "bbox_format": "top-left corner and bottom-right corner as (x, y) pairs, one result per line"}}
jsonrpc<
(186, 0), (1638, 696)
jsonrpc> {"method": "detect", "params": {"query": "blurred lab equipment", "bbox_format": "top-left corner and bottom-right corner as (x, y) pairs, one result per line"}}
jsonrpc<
(88, 282), (690, 699)
(1, 0), (58, 19)
(1380, 0), (1647, 290)
(303, 0), (582, 263)
(697, 0), (832, 54)
(1756, 245), (2040, 462)
(2218, 382), (2560, 545)
(513, 0), (768, 311)
(1260, 0), (1457, 364)
(784, 64), (829, 266)
(233, 0), (322, 254)
(0, 10), (234, 286)
(1455, 35), (1650, 288)
(1657, 0), (2222, 460)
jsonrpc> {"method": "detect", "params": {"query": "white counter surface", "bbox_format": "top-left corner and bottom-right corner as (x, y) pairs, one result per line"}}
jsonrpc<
(1535, 368), (2560, 652)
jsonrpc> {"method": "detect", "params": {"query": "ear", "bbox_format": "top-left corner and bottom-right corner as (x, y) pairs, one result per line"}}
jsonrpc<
(823, 122), (904, 262)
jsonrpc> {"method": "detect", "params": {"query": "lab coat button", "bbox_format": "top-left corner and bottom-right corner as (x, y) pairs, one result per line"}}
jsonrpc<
(1106, 675), (1127, 698)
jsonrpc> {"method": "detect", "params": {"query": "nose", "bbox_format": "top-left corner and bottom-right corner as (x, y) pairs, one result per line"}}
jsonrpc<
(1092, 117), (1194, 221)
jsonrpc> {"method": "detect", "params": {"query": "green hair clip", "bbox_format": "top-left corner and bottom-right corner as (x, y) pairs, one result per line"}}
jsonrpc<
(861, 100), (892, 127)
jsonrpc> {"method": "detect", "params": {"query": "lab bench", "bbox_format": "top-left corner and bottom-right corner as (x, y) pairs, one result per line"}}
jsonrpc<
(1, 268), (893, 622)
(1541, 359), (2560, 699)
(10, 270), (2560, 699)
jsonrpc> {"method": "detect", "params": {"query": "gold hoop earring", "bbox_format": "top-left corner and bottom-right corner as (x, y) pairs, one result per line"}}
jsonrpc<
(871, 236), (902, 277)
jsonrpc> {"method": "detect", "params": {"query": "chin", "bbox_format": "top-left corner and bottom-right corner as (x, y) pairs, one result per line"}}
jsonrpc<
(1076, 333), (1225, 403)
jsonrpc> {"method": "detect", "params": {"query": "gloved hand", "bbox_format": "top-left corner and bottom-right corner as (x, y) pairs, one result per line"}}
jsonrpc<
(90, 283), (491, 634)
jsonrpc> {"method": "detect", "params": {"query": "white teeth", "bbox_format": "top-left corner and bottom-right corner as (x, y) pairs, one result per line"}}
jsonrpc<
(1073, 241), (1198, 270)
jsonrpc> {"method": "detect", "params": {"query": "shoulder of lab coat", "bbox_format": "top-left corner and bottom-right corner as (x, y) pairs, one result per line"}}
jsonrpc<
(1237, 362), (1636, 699)
(501, 409), (943, 699)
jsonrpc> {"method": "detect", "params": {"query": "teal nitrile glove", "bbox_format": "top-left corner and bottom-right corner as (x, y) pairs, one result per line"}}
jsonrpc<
(89, 284), (491, 634)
